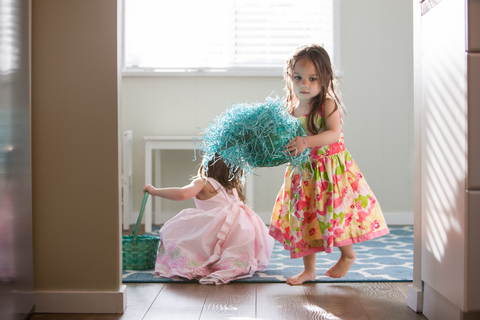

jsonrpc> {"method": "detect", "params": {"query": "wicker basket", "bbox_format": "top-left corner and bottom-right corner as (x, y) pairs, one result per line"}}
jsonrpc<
(122, 192), (160, 270)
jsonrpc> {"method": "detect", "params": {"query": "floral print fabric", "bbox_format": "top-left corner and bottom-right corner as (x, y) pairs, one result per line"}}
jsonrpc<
(269, 108), (389, 258)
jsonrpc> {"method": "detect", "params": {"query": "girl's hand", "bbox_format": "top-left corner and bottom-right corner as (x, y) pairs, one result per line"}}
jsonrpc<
(143, 184), (156, 194)
(286, 98), (342, 150)
(285, 136), (308, 156)
(141, 180), (205, 201)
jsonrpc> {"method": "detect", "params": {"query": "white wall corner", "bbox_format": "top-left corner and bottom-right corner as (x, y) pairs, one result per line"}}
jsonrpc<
(34, 285), (127, 314)
(407, 284), (423, 313)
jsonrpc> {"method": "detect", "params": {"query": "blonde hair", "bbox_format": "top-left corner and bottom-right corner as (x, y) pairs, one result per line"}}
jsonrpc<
(195, 155), (246, 203)
(284, 44), (346, 134)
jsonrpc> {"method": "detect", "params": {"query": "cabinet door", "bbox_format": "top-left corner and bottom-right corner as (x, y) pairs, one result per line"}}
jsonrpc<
(467, 191), (480, 310)
(421, 0), (468, 318)
(467, 0), (480, 52)
(467, 53), (480, 189)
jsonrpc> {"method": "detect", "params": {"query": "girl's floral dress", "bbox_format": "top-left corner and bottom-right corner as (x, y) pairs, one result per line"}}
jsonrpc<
(155, 178), (274, 284)
(269, 107), (389, 258)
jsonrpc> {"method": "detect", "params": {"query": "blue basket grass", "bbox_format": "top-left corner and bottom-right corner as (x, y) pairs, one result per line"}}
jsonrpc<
(122, 192), (160, 270)
(198, 95), (311, 176)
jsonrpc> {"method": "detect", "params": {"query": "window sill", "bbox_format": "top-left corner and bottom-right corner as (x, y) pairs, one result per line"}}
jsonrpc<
(122, 67), (285, 77)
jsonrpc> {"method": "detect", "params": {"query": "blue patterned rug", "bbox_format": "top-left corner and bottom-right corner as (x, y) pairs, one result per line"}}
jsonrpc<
(122, 226), (413, 283)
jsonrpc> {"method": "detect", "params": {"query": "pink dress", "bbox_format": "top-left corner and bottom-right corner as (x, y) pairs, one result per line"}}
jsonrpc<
(154, 178), (274, 285)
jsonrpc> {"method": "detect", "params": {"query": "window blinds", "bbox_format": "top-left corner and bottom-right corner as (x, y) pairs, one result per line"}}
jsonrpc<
(125, 0), (333, 73)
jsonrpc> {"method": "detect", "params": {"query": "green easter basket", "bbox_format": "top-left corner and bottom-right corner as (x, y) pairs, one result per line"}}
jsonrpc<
(122, 192), (160, 270)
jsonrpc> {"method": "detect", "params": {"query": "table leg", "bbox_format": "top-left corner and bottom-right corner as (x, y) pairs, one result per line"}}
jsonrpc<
(154, 149), (161, 226)
(144, 143), (153, 233)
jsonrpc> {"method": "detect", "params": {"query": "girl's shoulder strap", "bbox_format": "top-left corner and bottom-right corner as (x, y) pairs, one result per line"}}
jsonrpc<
(318, 103), (325, 129)
(205, 177), (222, 190)
(323, 98), (343, 124)
(206, 177), (239, 201)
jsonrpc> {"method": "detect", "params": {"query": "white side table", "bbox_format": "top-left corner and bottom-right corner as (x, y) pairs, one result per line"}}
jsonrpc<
(144, 136), (255, 232)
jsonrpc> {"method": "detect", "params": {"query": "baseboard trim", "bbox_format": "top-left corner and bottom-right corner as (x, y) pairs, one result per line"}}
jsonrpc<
(423, 283), (461, 320)
(407, 284), (423, 312)
(34, 285), (126, 314)
(383, 212), (414, 225)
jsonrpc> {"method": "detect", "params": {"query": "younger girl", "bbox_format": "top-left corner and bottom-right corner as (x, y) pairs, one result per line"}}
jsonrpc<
(270, 44), (389, 285)
(143, 155), (274, 285)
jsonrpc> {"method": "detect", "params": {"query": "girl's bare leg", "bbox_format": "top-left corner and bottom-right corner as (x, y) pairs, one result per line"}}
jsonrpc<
(325, 244), (357, 278)
(286, 253), (317, 285)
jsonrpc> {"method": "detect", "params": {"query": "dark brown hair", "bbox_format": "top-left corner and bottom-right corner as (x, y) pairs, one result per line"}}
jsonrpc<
(284, 44), (345, 134)
(195, 155), (246, 203)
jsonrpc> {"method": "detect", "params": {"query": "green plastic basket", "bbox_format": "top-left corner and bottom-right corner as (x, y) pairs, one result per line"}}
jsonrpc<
(122, 192), (160, 270)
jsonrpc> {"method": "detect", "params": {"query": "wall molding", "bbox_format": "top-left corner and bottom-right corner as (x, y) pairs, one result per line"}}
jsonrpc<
(383, 212), (414, 225)
(423, 283), (461, 320)
(34, 285), (126, 314)
(407, 284), (424, 312)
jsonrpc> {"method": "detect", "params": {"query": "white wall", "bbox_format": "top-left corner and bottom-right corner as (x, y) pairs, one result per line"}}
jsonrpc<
(121, 0), (414, 225)
(340, 0), (414, 225)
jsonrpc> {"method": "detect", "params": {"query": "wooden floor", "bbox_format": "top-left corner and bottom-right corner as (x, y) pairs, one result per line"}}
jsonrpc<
(29, 226), (426, 319)
(28, 282), (427, 320)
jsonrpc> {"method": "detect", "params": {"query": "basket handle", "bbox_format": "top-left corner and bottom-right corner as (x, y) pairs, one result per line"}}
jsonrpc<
(133, 191), (150, 243)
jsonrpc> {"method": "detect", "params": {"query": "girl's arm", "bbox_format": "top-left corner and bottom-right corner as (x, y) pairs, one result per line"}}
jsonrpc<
(143, 178), (205, 201)
(286, 98), (342, 155)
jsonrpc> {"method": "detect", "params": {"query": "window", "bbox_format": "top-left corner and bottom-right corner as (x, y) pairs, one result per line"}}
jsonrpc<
(124, 0), (339, 76)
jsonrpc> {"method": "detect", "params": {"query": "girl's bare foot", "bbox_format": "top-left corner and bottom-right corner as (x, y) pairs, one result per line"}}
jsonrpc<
(286, 269), (317, 285)
(287, 253), (317, 285)
(326, 246), (357, 278)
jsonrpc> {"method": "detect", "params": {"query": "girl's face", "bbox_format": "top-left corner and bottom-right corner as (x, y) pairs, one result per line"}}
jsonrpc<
(291, 57), (321, 106)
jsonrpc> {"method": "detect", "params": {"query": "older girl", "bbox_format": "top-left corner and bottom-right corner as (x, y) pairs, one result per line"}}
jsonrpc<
(270, 44), (389, 285)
